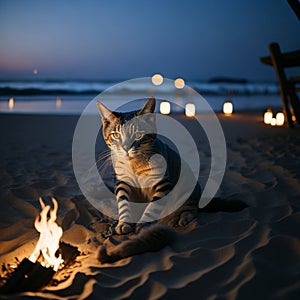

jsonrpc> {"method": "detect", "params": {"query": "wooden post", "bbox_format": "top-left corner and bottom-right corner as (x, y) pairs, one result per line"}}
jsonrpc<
(269, 43), (294, 127)
(288, 80), (300, 124)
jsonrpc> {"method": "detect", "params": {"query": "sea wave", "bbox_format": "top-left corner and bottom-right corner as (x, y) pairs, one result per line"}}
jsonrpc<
(0, 80), (113, 95)
(0, 79), (279, 96)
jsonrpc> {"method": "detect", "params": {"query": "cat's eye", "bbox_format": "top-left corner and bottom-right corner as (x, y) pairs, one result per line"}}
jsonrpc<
(135, 133), (143, 140)
(111, 132), (121, 140)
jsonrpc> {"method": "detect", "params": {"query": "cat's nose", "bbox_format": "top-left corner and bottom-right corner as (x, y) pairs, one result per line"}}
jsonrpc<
(123, 145), (130, 152)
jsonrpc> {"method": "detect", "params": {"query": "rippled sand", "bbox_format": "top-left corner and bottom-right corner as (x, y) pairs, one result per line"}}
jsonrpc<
(0, 113), (299, 299)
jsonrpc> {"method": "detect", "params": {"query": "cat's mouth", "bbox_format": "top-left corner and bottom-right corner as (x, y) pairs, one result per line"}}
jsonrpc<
(116, 148), (137, 158)
(128, 149), (138, 157)
(128, 151), (139, 159)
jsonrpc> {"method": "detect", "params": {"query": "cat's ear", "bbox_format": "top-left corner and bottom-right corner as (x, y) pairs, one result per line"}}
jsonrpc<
(96, 101), (115, 122)
(139, 97), (156, 115)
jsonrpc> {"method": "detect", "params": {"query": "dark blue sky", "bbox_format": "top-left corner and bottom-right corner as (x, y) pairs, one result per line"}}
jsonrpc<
(0, 0), (299, 80)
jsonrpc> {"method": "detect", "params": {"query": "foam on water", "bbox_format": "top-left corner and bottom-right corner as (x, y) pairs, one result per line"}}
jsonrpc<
(0, 79), (282, 114)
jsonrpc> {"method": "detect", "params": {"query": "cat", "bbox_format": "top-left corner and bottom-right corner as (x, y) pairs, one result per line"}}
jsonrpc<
(96, 97), (201, 262)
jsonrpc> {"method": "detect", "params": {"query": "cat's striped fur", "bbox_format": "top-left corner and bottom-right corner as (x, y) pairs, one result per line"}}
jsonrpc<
(96, 98), (201, 261)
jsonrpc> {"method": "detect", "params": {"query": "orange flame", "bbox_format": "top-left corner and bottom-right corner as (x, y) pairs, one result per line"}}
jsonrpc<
(29, 197), (63, 271)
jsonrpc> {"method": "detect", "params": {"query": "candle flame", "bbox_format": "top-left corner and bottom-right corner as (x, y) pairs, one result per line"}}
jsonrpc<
(29, 197), (63, 271)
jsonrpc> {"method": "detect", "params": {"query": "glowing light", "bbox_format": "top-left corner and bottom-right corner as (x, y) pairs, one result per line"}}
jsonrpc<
(270, 118), (277, 126)
(33, 68), (38, 75)
(185, 103), (196, 117)
(56, 97), (62, 109)
(174, 78), (185, 89)
(151, 74), (164, 86)
(264, 108), (273, 124)
(223, 101), (233, 115)
(160, 101), (171, 115)
(8, 98), (14, 110)
(276, 112), (285, 126)
(29, 197), (64, 271)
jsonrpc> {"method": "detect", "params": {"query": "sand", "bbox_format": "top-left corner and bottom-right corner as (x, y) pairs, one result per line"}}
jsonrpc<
(0, 111), (300, 299)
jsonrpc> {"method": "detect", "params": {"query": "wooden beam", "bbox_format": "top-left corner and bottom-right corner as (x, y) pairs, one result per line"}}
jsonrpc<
(260, 49), (300, 67)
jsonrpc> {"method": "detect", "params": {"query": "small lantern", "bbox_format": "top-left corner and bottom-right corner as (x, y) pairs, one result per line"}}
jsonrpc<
(223, 101), (233, 115)
(270, 118), (277, 126)
(276, 112), (284, 126)
(185, 103), (196, 117)
(264, 108), (273, 124)
(151, 74), (164, 86)
(174, 78), (185, 89)
(160, 101), (171, 115)
(8, 97), (14, 110)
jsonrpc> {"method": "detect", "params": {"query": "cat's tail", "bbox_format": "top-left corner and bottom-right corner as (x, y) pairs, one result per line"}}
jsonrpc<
(97, 224), (176, 263)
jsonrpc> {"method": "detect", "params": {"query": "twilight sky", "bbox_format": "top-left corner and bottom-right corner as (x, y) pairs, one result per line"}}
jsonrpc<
(0, 0), (299, 81)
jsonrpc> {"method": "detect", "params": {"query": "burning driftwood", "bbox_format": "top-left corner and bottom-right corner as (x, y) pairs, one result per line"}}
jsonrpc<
(0, 197), (79, 295)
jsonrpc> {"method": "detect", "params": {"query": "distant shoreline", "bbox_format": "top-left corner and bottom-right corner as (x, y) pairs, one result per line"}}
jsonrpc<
(0, 78), (279, 97)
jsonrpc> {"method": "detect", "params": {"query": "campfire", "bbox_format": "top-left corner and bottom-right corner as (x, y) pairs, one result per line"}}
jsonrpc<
(0, 197), (79, 295)
(29, 197), (64, 271)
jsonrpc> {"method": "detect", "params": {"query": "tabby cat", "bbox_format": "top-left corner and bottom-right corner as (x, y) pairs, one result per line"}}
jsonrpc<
(96, 97), (201, 237)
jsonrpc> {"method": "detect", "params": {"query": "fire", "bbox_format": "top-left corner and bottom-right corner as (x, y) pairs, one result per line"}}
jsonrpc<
(29, 197), (63, 271)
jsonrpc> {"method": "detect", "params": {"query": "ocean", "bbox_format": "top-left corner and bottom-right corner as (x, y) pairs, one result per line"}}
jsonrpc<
(0, 79), (282, 114)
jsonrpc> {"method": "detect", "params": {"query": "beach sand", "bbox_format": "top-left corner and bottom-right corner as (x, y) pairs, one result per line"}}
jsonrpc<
(0, 111), (300, 299)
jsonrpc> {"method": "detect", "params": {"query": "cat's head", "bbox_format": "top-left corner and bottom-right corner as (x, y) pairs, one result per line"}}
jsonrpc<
(97, 97), (156, 157)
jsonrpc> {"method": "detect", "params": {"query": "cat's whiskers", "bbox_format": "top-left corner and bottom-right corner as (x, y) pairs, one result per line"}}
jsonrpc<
(82, 150), (112, 178)
(97, 149), (111, 158)
(96, 150), (111, 165)
(98, 158), (113, 176)
(96, 151), (113, 172)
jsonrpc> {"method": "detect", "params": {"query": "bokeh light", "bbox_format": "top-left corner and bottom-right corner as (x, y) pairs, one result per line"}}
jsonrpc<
(276, 112), (284, 126)
(174, 78), (185, 89)
(264, 108), (273, 124)
(8, 98), (14, 110)
(223, 101), (233, 115)
(56, 97), (62, 109)
(160, 101), (171, 115)
(185, 103), (196, 117)
(271, 118), (277, 126)
(151, 74), (164, 86)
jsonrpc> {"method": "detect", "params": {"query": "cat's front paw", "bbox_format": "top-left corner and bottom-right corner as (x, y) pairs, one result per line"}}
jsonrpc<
(115, 221), (133, 235)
